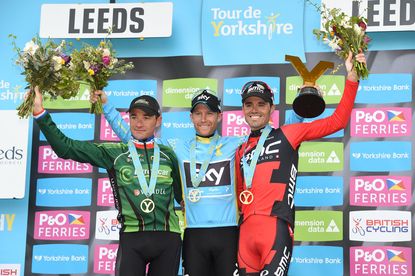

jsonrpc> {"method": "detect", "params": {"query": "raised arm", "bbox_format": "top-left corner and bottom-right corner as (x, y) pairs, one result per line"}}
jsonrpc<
(92, 90), (131, 143)
(33, 87), (114, 169)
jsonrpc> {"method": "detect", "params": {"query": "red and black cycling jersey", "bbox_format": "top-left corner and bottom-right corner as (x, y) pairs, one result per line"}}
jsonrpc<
(236, 80), (359, 227)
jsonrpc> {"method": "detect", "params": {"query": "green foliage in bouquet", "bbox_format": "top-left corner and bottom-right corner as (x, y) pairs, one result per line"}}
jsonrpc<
(310, 1), (371, 79)
(71, 40), (134, 114)
(10, 35), (80, 118)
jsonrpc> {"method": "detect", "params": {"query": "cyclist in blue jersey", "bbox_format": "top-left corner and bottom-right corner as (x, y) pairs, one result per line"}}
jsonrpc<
(91, 88), (303, 276)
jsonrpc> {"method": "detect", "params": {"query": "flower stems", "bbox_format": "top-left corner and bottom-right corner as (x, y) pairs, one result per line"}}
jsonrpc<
(16, 87), (35, 119)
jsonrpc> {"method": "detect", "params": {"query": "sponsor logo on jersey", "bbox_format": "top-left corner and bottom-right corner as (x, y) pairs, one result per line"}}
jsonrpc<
(184, 160), (231, 187)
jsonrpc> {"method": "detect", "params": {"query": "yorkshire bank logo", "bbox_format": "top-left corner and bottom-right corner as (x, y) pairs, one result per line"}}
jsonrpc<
(350, 142), (411, 172)
(38, 145), (93, 174)
(295, 176), (343, 207)
(94, 244), (119, 274)
(350, 246), (412, 276)
(294, 211), (343, 241)
(34, 210), (90, 240)
(350, 176), (411, 207)
(289, 246), (343, 276)
(32, 244), (88, 274)
(222, 110), (279, 137)
(355, 74), (412, 104)
(349, 211), (411, 242)
(298, 142), (343, 172)
(161, 112), (195, 142)
(351, 107), (411, 137)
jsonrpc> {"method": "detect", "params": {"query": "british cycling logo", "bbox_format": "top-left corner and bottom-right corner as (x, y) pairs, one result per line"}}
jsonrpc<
(210, 6), (293, 40)
(0, 264), (20, 276)
(95, 211), (120, 240)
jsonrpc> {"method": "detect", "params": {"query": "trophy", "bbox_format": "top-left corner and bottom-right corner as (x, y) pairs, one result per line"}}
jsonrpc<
(285, 55), (334, 118)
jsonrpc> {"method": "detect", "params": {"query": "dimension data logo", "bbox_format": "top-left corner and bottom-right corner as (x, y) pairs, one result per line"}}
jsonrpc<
(34, 210), (90, 240)
(32, 244), (88, 274)
(355, 74), (412, 104)
(37, 145), (93, 174)
(294, 211), (342, 241)
(298, 142), (343, 172)
(350, 142), (411, 172)
(350, 176), (411, 207)
(36, 178), (92, 207)
(94, 244), (118, 274)
(222, 110), (279, 137)
(349, 211), (411, 242)
(350, 246), (412, 276)
(295, 176), (343, 207)
(286, 75), (345, 104)
(289, 246), (343, 276)
(351, 107), (411, 137)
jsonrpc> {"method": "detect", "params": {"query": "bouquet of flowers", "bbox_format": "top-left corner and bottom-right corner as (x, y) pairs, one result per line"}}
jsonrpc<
(10, 35), (80, 118)
(311, 2), (371, 79)
(71, 40), (134, 114)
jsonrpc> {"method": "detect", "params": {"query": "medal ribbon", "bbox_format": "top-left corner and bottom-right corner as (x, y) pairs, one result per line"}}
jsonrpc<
(242, 125), (272, 189)
(190, 134), (219, 188)
(128, 140), (160, 197)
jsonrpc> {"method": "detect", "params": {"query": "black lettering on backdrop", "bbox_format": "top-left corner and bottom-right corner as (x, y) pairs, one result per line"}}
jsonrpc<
(130, 7), (144, 33)
(112, 8), (127, 33)
(97, 8), (110, 33)
(68, 9), (80, 33)
(83, 8), (95, 33)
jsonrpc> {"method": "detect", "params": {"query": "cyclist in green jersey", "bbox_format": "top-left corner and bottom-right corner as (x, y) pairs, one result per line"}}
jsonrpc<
(31, 86), (183, 276)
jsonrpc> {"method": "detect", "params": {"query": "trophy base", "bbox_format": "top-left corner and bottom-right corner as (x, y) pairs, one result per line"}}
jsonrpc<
(293, 87), (325, 118)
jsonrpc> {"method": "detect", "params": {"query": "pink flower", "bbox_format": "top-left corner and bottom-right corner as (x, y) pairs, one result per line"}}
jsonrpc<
(102, 56), (111, 66)
(358, 21), (367, 31)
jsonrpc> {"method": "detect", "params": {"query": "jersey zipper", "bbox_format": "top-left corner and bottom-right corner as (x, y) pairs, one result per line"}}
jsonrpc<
(143, 141), (157, 230)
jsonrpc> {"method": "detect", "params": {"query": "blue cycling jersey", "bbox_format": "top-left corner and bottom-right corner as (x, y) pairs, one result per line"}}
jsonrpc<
(102, 103), (302, 228)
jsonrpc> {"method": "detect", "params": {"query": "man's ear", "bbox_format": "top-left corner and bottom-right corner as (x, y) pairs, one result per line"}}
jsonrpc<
(156, 115), (162, 128)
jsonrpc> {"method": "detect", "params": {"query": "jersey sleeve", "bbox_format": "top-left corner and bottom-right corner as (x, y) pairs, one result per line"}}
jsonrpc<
(165, 147), (183, 205)
(35, 112), (113, 169)
(235, 146), (244, 211)
(282, 79), (359, 149)
(103, 102), (131, 143)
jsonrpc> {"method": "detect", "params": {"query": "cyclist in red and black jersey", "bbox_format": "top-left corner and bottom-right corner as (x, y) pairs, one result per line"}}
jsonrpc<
(236, 52), (367, 276)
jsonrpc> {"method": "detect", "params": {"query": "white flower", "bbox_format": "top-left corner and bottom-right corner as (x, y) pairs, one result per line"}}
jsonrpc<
(52, 56), (64, 71)
(23, 40), (39, 56)
(353, 24), (362, 35)
(83, 60), (91, 71)
(328, 37), (341, 51)
(102, 48), (111, 57)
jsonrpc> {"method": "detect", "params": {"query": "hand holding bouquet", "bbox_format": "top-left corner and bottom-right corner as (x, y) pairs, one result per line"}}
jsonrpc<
(311, 2), (371, 79)
(71, 40), (134, 114)
(10, 35), (79, 118)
